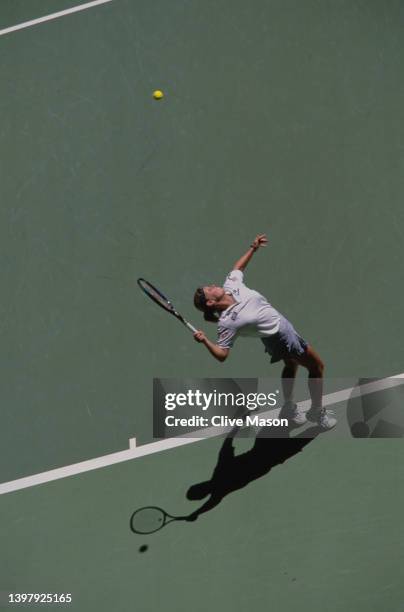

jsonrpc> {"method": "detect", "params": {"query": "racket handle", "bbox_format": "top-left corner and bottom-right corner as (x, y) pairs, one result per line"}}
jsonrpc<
(184, 321), (198, 334)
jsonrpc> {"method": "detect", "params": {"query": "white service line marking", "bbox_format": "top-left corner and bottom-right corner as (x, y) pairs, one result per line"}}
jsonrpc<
(0, 0), (114, 37)
(0, 374), (403, 496)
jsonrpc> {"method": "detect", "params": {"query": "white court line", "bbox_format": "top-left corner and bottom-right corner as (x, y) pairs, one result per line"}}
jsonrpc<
(0, 0), (114, 37)
(1, 374), (403, 496)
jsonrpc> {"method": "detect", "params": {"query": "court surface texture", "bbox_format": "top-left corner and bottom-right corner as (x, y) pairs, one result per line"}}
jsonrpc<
(1, 2), (404, 611)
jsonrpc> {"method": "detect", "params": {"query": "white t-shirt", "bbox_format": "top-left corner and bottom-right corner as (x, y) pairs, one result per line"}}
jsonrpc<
(217, 270), (281, 349)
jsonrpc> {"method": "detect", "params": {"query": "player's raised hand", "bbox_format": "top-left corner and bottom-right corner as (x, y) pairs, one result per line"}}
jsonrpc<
(251, 234), (268, 250)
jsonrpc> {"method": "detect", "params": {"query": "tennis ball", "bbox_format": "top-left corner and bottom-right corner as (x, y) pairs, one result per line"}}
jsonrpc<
(153, 90), (164, 100)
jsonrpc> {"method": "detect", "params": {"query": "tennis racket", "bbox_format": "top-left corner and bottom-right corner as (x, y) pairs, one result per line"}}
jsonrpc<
(130, 506), (188, 534)
(137, 278), (197, 333)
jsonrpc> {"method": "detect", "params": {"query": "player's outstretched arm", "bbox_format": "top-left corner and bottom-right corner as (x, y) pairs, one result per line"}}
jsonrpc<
(193, 331), (229, 362)
(185, 494), (223, 521)
(233, 234), (268, 271)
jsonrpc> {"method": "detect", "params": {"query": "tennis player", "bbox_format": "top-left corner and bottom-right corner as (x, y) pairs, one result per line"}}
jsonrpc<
(193, 234), (336, 430)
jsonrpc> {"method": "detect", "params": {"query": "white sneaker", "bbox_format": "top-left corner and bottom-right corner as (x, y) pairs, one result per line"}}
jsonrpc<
(280, 401), (307, 427)
(306, 407), (337, 430)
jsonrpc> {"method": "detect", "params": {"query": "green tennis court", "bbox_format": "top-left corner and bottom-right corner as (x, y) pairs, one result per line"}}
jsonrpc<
(1, 1), (404, 610)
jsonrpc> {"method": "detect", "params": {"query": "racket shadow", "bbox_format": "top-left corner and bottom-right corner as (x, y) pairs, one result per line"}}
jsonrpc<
(186, 425), (319, 520)
(130, 506), (188, 535)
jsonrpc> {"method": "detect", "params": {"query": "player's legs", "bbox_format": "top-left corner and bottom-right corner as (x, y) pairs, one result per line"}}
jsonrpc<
(293, 346), (324, 410)
(282, 358), (299, 404)
(261, 325), (333, 428)
(293, 346), (336, 429)
(279, 358), (307, 426)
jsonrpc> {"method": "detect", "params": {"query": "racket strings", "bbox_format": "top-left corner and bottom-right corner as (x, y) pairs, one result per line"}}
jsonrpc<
(137, 279), (174, 312)
(131, 507), (166, 534)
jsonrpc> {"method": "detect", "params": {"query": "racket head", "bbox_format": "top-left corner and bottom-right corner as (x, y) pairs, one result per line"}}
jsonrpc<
(130, 506), (170, 534)
(137, 278), (176, 314)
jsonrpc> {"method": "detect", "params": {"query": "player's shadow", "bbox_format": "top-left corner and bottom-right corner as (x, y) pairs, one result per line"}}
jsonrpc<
(186, 423), (319, 520)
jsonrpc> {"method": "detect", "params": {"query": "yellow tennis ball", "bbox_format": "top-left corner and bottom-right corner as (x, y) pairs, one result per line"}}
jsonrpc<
(153, 90), (164, 100)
